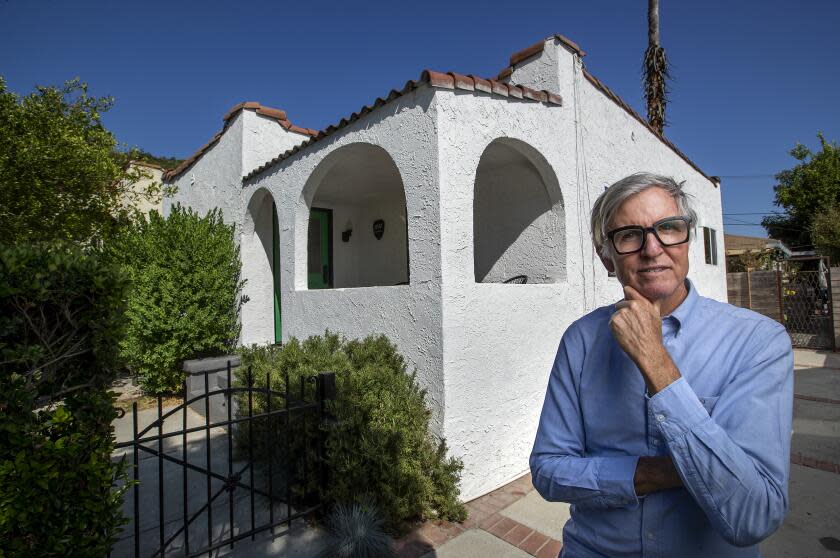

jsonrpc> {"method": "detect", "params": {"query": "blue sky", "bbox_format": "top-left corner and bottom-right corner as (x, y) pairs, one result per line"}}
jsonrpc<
(2, 0), (838, 238)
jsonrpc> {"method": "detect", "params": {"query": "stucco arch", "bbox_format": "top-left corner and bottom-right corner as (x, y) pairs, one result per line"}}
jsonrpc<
(473, 137), (565, 284)
(295, 142), (410, 290)
(241, 187), (281, 345)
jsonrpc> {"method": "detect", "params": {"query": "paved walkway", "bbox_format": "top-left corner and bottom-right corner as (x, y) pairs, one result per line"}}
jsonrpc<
(111, 348), (840, 557)
(392, 347), (840, 558)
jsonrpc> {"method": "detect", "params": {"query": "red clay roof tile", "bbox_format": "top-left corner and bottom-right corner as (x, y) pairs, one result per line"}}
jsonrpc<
(424, 70), (455, 88)
(489, 79), (509, 96)
(507, 84), (524, 99)
(244, 69), (563, 182)
(450, 72), (475, 91)
(470, 75), (492, 94)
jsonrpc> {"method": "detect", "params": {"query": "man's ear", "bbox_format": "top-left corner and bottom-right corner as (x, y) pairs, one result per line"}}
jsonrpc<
(599, 251), (615, 274)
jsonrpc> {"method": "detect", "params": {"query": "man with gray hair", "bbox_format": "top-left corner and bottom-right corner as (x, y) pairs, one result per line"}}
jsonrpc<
(530, 173), (793, 557)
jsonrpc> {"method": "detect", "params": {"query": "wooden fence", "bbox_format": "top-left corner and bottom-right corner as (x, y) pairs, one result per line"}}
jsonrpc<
(727, 267), (840, 350)
(726, 270), (783, 324)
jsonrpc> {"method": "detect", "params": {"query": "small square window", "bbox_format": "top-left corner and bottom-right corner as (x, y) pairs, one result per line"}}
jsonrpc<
(703, 227), (718, 265)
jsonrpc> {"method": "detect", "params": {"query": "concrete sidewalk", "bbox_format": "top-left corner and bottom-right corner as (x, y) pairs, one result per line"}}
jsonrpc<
(393, 348), (840, 558)
(111, 348), (840, 557)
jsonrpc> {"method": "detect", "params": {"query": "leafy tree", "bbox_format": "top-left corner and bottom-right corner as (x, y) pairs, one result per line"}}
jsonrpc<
(132, 149), (183, 171)
(762, 133), (840, 248)
(810, 204), (840, 263)
(0, 77), (161, 244)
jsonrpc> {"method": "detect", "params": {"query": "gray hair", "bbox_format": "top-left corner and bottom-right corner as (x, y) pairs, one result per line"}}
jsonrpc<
(590, 172), (697, 256)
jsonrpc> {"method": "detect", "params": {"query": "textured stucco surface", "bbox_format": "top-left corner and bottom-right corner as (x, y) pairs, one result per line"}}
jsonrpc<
(164, 112), (244, 223)
(163, 109), (310, 231)
(240, 188), (278, 346)
(433, 38), (725, 500)
(165, 51), (725, 502)
(310, 144), (409, 288)
(474, 138), (565, 284)
(244, 88), (446, 432)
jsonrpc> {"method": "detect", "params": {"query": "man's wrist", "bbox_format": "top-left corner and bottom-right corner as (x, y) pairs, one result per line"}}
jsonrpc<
(638, 348), (681, 394)
(634, 456), (683, 495)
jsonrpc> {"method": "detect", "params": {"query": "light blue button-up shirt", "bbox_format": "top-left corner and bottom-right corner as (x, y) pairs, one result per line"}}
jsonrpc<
(530, 280), (793, 558)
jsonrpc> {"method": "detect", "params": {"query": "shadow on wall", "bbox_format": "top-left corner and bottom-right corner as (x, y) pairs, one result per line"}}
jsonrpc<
(474, 138), (565, 285)
(304, 143), (410, 289)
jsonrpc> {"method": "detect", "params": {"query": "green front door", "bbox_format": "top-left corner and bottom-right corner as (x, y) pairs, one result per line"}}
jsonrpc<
(272, 202), (281, 343)
(307, 208), (332, 289)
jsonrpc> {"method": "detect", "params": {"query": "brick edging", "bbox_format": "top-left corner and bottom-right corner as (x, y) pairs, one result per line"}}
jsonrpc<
(791, 453), (840, 474)
(794, 393), (840, 405)
(394, 473), (562, 558)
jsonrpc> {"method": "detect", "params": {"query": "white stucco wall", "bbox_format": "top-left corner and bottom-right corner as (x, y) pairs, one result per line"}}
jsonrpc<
(323, 200), (409, 288)
(436, 90), (583, 501)
(474, 139), (565, 284)
(240, 188), (278, 346)
(439, 42), (725, 500)
(243, 87), (447, 432)
(163, 108), (311, 232)
(165, 55), (724, 504)
(241, 110), (311, 178)
(164, 112), (244, 223)
(509, 37), (726, 307)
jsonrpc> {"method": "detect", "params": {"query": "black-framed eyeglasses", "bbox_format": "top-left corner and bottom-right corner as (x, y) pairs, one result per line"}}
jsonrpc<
(606, 216), (691, 255)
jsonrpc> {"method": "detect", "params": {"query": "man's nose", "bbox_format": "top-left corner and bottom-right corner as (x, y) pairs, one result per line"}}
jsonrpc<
(641, 230), (664, 257)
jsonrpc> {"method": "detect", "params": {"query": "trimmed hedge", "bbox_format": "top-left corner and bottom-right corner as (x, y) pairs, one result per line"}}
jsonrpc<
(104, 205), (244, 395)
(238, 332), (466, 532)
(0, 243), (129, 557)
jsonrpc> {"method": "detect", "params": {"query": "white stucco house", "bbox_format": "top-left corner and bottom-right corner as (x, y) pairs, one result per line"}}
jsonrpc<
(163, 34), (726, 501)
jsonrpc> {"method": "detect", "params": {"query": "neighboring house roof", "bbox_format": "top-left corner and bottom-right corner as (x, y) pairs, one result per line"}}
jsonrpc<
(724, 233), (792, 257)
(495, 35), (716, 186)
(129, 160), (164, 171)
(163, 102), (318, 181)
(244, 69), (563, 181)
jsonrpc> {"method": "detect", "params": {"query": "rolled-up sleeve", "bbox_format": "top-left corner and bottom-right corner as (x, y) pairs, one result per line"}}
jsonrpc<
(649, 321), (793, 546)
(530, 327), (640, 509)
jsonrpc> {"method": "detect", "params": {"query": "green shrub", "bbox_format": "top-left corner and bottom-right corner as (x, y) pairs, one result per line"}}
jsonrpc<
(0, 385), (128, 558)
(104, 205), (244, 394)
(0, 242), (128, 399)
(0, 243), (129, 557)
(237, 332), (466, 532)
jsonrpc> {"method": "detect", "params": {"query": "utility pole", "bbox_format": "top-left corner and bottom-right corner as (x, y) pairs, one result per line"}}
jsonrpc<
(644, 0), (669, 134)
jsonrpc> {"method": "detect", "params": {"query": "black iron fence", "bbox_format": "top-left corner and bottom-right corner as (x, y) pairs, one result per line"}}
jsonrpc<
(109, 364), (336, 557)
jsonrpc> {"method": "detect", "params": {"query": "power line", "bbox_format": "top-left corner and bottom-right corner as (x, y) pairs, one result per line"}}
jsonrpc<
(723, 223), (805, 232)
(723, 212), (785, 216)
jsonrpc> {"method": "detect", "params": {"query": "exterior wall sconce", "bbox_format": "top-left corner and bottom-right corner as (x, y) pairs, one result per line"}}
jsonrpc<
(342, 229), (352, 242)
(373, 219), (385, 240)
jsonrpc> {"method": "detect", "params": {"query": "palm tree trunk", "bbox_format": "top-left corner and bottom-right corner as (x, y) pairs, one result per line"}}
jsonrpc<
(644, 0), (668, 134)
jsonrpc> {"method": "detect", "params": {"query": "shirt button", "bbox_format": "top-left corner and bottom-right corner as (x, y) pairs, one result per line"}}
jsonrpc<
(652, 439), (660, 445)
(647, 532), (655, 540)
(656, 414), (666, 422)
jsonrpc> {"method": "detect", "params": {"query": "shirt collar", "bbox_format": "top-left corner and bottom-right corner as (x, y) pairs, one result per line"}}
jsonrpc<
(664, 278), (698, 334)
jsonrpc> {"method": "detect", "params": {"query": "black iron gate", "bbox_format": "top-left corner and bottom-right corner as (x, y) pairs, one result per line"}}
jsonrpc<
(110, 365), (336, 558)
(782, 257), (834, 350)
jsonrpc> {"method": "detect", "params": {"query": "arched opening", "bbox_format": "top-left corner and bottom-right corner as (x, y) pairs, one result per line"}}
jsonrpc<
(473, 138), (565, 284)
(242, 189), (281, 345)
(302, 143), (409, 289)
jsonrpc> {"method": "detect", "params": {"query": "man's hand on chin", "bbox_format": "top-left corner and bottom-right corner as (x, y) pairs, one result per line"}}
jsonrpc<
(609, 285), (682, 395)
